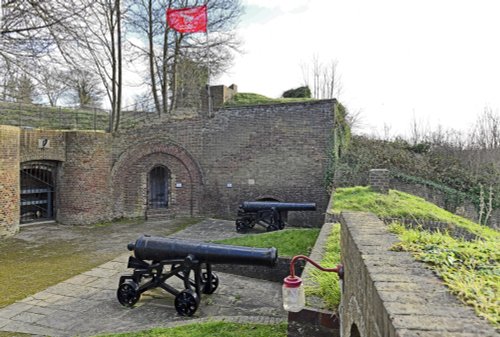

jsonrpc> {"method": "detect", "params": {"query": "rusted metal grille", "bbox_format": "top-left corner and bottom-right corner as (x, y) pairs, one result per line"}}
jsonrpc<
(20, 162), (56, 223)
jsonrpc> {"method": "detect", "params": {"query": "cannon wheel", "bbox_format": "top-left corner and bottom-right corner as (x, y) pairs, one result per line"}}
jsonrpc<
(235, 219), (248, 233)
(117, 280), (140, 307)
(266, 224), (278, 232)
(202, 272), (219, 294)
(175, 289), (199, 316)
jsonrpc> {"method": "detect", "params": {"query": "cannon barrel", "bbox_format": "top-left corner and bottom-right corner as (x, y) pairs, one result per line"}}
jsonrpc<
(128, 236), (278, 267)
(240, 201), (316, 212)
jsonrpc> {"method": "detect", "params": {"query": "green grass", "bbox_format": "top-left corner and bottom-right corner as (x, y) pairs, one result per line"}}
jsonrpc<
(94, 321), (287, 337)
(224, 93), (315, 106)
(304, 223), (342, 311)
(389, 223), (499, 327)
(332, 186), (499, 240)
(216, 228), (320, 257)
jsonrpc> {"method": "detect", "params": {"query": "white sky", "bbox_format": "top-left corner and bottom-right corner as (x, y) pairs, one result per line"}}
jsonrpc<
(217, 0), (500, 136)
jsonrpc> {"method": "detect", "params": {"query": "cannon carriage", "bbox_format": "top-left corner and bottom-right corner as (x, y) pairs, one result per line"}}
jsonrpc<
(235, 201), (316, 232)
(117, 235), (277, 316)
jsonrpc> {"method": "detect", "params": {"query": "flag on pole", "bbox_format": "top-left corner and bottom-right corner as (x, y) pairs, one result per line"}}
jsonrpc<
(167, 5), (207, 33)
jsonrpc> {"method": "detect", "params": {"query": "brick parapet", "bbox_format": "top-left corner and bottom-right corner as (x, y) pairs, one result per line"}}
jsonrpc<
(339, 211), (498, 337)
(0, 125), (20, 237)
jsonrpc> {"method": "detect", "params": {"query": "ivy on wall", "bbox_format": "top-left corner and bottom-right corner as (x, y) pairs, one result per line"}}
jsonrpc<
(325, 102), (351, 191)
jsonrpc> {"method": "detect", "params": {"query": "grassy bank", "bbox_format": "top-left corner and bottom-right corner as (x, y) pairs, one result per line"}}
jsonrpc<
(224, 93), (315, 106)
(304, 223), (342, 310)
(332, 186), (499, 327)
(332, 186), (498, 240)
(95, 321), (287, 337)
(216, 228), (320, 257)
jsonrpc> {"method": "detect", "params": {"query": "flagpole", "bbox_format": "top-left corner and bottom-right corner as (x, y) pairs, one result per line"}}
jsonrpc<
(205, 12), (212, 117)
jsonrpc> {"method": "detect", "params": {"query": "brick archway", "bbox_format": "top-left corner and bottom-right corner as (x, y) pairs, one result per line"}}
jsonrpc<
(111, 142), (203, 218)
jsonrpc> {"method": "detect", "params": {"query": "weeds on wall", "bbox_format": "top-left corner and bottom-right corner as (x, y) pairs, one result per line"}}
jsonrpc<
(325, 102), (351, 192)
(389, 223), (499, 327)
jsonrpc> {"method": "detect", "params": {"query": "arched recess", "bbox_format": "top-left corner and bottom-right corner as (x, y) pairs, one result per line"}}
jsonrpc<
(111, 142), (203, 218)
(20, 161), (59, 223)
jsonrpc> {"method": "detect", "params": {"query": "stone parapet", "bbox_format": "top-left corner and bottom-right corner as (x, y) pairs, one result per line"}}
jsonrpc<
(340, 211), (498, 337)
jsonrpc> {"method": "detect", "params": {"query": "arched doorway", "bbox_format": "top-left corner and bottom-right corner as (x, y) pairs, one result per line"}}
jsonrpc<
(20, 162), (57, 223)
(148, 166), (170, 209)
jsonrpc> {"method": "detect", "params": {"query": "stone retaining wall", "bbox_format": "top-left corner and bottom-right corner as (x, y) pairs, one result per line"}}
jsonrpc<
(213, 257), (305, 283)
(340, 211), (498, 337)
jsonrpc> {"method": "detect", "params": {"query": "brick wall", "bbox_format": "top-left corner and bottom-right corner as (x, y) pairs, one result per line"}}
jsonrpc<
(20, 129), (66, 163)
(111, 141), (203, 219)
(369, 169), (389, 194)
(3, 99), (334, 227)
(57, 131), (112, 225)
(0, 126), (20, 237)
(112, 100), (335, 226)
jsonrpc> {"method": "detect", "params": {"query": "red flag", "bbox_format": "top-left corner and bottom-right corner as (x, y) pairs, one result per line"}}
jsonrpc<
(167, 5), (207, 33)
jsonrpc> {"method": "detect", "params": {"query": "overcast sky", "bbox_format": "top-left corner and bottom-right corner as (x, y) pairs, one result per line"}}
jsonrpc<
(217, 0), (500, 136)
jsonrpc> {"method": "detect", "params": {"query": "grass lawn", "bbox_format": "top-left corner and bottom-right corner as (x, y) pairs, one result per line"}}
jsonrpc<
(216, 228), (320, 257)
(94, 321), (287, 337)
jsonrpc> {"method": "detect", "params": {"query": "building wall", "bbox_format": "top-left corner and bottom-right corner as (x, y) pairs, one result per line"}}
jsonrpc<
(20, 129), (66, 163)
(1, 99), (334, 231)
(0, 126), (20, 236)
(112, 100), (335, 226)
(57, 131), (112, 225)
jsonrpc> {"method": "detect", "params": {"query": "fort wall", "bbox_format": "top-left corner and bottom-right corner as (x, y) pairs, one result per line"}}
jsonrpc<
(0, 126), (20, 236)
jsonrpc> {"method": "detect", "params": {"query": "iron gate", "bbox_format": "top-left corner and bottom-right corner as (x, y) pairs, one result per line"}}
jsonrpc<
(20, 162), (56, 223)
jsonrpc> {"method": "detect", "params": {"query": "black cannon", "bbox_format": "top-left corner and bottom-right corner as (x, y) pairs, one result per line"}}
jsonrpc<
(117, 235), (277, 316)
(235, 201), (317, 232)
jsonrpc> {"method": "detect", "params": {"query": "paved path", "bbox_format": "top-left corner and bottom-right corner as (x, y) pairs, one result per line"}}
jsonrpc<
(0, 219), (286, 337)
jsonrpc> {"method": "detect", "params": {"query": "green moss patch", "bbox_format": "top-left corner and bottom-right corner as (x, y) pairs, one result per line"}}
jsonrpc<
(0, 239), (115, 308)
(94, 321), (287, 337)
(216, 228), (320, 257)
(389, 223), (499, 327)
(304, 223), (342, 311)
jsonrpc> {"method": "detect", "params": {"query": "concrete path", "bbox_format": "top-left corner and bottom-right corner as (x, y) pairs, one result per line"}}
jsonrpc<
(0, 219), (286, 337)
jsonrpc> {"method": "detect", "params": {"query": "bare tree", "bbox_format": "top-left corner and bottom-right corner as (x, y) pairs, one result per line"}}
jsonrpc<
(126, 0), (242, 116)
(35, 66), (69, 106)
(0, 1), (91, 67)
(300, 55), (342, 99)
(66, 69), (104, 108)
(468, 107), (500, 149)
